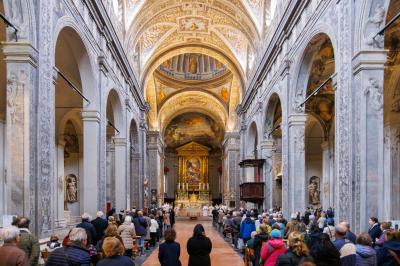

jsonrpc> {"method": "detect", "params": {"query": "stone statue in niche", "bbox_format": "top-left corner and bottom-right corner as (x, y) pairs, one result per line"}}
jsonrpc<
(308, 176), (320, 205)
(65, 174), (78, 203)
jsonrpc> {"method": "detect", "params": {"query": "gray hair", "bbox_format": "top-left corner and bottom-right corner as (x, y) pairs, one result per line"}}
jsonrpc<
(69, 228), (87, 242)
(96, 211), (104, 218)
(124, 215), (132, 223)
(0, 226), (20, 243)
(81, 213), (91, 221)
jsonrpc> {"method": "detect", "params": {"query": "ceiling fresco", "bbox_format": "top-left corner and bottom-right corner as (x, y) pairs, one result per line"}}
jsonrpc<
(164, 112), (224, 150)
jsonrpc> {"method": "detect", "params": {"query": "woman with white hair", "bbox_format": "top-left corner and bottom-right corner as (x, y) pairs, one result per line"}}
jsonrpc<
(117, 215), (136, 258)
(0, 226), (28, 265)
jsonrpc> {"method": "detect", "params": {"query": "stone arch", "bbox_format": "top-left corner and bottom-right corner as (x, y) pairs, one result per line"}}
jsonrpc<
(291, 30), (337, 114)
(105, 88), (126, 138)
(247, 121), (259, 159)
(53, 18), (99, 110)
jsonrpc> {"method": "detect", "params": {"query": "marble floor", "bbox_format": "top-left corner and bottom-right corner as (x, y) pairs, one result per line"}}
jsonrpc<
(142, 218), (244, 266)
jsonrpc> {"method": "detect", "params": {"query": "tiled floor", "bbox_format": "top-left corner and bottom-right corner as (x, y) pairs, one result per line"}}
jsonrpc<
(141, 218), (244, 266)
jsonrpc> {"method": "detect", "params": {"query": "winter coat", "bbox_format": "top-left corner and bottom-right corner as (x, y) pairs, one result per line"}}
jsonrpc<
(187, 236), (212, 266)
(45, 244), (91, 266)
(375, 229), (387, 246)
(117, 222), (136, 249)
(218, 212), (224, 224)
(376, 238), (400, 266)
(133, 216), (148, 236)
(368, 224), (382, 246)
(355, 244), (376, 266)
(0, 243), (28, 266)
(260, 239), (287, 266)
(333, 238), (357, 266)
(169, 211), (175, 226)
(17, 229), (40, 266)
(144, 216), (151, 239)
(231, 217), (242, 233)
(240, 218), (256, 240)
(158, 241), (181, 266)
(276, 249), (314, 266)
(76, 221), (97, 245)
(253, 232), (269, 266)
(309, 237), (340, 266)
(97, 255), (134, 266)
(91, 217), (108, 243)
(346, 230), (357, 244)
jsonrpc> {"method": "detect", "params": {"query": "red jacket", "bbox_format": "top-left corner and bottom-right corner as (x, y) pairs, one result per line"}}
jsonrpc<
(0, 243), (28, 266)
(260, 239), (287, 266)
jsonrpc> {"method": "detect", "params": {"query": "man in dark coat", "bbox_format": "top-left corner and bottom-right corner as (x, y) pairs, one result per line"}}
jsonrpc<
(133, 210), (148, 255)
(231, 212), (242, 248)
(368, 217), (382, 247)
(76, 213), (97, 246)
(91, 211), (108, 244)
(339, 221), (357, 244)
(45, 228), (91, 266)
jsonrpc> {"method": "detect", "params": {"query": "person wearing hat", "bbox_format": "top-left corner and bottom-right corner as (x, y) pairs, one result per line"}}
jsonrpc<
(260, 229), (287, 266)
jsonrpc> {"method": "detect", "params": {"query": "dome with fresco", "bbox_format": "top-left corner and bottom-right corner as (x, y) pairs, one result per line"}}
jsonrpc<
(157, 53), (228, 81)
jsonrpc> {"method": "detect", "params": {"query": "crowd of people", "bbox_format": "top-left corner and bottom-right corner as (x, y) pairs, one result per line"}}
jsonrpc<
(0, 206), (177, 266)
(212, 206), (400, 266)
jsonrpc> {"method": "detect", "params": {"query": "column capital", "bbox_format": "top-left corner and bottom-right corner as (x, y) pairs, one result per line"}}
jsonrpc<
(352, 50), (387, 75)
(2, 42), (38, 67)
(81, 110), (100, 122)
(288, 114), (307, 126)
(260, 139), (275, 150)
(113, 137), (126, 146)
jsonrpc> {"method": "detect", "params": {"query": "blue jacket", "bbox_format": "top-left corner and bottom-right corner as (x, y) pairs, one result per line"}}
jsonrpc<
(355, 244), (376, 266)
(158, 241), (181, 266)
(376, 239), (400, 266)
(45, 244), (91, 266)
(97, 255), (135, 266)
(240, 217), (256, 240)
(76, 221), (97, 244)
(133, 216), (148, 236)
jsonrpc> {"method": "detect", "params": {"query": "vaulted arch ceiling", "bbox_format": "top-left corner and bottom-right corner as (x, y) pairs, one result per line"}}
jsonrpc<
(124, 0), (261, 81)
(119, 0), (274, 134)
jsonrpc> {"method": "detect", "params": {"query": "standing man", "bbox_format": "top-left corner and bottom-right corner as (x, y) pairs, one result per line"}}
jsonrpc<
(133, 210), (148, 256)
(91, 211), (108, 244)
(17, 217), (40, 266)
(368, 217), (382, 247)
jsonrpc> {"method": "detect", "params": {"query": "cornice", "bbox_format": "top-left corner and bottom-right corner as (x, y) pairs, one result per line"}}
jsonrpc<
(241, 0), (307, 113)
(85, 0), (148, 111)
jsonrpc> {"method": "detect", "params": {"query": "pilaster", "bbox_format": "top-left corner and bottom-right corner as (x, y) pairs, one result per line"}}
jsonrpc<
(2, 42), (38, 228)
(288, 114), (307, 213)
(113, 137), (127, 211)
(222, 132), (240, 206)
(260, 139), (275, 210)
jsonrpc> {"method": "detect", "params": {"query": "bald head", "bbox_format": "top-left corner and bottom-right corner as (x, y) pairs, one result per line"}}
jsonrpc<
(340, 221), (350, 231)
(335, 224), (347, 239)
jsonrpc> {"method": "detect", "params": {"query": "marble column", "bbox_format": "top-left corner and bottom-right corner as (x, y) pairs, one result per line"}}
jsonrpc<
(147, 131), (163, 208)
(114, 137), (127, 211)
(321, 141), (330, 210)
(81, 110), (100, 217)
(260, 139), (274, 210)
(138, 117), (147, 209)
(352, 50), (386, 231)
(288, 114), (307, 213)
(222, 132), (240, 207)
(55, 140), (66, 228)
(130, 150), (141, 208)
(3, 42), (38, 220)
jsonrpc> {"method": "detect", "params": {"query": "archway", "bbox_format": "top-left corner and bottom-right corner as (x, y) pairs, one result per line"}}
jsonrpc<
(296, 33), (335, 209)
(264, 93), (283, 208)
(0, 1), (7, 218)
(54, 27), (92, 224)
(383, 0), (400, 220)
(105, 89), (125, 211)
(246, 122), (259, 182)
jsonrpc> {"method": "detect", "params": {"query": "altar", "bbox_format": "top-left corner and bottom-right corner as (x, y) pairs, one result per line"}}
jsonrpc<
(175, 141), (212, 215)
